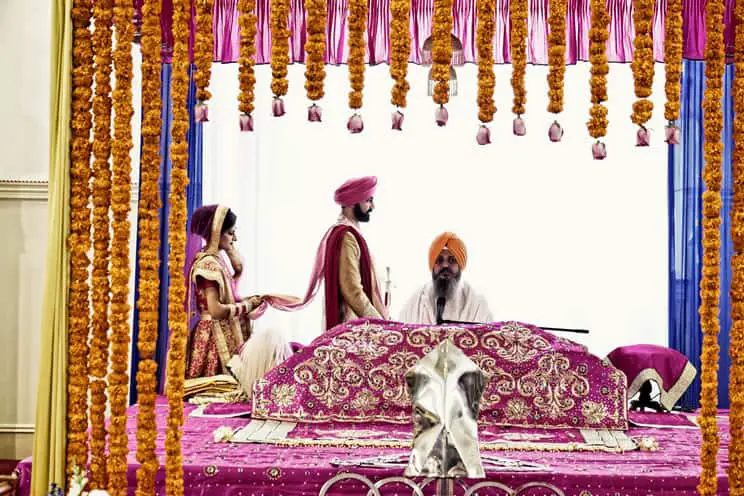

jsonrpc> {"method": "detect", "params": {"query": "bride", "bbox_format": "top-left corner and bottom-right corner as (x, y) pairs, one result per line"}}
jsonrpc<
(184, 204), (292, 396)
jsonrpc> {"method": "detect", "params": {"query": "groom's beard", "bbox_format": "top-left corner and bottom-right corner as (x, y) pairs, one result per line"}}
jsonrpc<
(353, 203), (372, 222)
(433, 268), (461, 300)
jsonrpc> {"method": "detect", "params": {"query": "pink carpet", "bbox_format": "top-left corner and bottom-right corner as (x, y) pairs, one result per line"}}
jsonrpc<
(14, 398), (731, 495)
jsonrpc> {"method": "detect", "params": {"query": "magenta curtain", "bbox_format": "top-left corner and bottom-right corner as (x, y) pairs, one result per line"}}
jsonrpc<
(134, 0), (736, 65)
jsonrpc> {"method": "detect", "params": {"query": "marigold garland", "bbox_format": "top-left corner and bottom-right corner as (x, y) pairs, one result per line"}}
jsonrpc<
(237, 0), (257, 116)
(67, 0), (94, 481)
(509, 0), (527, 116)
(164, 0), (191, 493)
(476, 0), (496, 124)
(431, 0), (453, 105)
(304, 0), (326, 101)
(546, 0), (566, 114)
(698, 0), (725, 494)
(134, 0), (163, 493)
(389, 0), (410, 108)
(586, 0), (609, 139)
(663, 0), (683, 122)
(347, 0), (367, 110)
(630, 0), (655, 126)
(728, 1), (744, 491)
(270, 0), (290, 98)
(108, 0), (136, 492)
(194, 0), (214, 104)
(89, 0), (114, 488)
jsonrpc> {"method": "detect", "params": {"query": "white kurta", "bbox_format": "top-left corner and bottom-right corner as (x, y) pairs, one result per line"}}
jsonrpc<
(398, 280), (494, 325)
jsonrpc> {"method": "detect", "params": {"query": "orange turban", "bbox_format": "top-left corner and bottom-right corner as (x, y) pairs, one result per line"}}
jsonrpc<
(428, 232), (467, 271)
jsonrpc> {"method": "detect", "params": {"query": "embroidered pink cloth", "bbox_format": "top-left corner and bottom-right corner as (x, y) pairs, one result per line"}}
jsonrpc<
(606, 344), (696, 411)
(12, 398), (732, 495)
(252, 319), (628, 430)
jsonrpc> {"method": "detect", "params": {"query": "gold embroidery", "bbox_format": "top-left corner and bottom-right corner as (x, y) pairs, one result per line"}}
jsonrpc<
(271, 384), (296, 408)
(350, 390), (380, 412)
(482, 322), (551, 363)
(294, 347), (365, 407)
(581, 400), (608, 424)
(498, 433), (552, 441)
(506, 398), (530, 420)
(369, 350), (420, 406)
(332, 323), (403, 360)
(518, 352), (590, 419)
(468, 351), (516, 406)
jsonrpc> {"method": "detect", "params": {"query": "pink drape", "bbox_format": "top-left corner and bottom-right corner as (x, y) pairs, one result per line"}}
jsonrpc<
(134, 0), (735, 64)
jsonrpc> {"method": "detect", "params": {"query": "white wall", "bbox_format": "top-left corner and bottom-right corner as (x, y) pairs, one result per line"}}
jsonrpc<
(204, 62), (669, 358)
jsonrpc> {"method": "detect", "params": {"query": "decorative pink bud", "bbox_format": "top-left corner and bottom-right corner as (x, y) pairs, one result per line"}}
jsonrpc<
(239, 113), (254, 132)
(513, 116), (526, 136)
(272, 97), (285, 117)
(592, 141), (607, 160)
(435, 106), (448, 127)
(476, 125), (491, 145)
(347, 114), (364, 134)
(308, 104), (322, 122)
(548, 121), (564, 142)
(636, 126), (650, 146)
(665, 125), (681, 145)
(195, 103), (209, 122)
(391, 110), (404, 131)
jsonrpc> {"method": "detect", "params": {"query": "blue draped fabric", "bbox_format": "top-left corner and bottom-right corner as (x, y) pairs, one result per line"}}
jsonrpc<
(669, 60), (735, 409)
(129, 64), (204, 404)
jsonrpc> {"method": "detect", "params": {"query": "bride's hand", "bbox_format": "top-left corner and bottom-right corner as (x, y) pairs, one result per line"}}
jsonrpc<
(244, 295), (264, 309)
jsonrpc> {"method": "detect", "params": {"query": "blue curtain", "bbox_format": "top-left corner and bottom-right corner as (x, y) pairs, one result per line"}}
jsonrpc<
(129, 64), (204, 404)
(669, 60), (735, 409)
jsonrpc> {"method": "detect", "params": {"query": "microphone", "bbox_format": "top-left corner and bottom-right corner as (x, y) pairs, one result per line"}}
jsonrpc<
(436, 297), (446, 325)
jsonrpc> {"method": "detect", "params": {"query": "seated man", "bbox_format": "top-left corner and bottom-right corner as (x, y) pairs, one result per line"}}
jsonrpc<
(399, 232), (493, 325)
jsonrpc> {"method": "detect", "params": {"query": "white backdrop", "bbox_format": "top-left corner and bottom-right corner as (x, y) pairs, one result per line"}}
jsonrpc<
(200, 60), (669, 357)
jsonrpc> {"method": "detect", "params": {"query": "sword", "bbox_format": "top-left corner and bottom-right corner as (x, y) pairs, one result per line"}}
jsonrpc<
(384, 266), (393, 309)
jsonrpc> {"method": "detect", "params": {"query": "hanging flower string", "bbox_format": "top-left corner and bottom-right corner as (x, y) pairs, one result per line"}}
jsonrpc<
(697, 0), (725, 494)
(586, 0), (610, 160)
(270, 0), (290, 116)
(389, 0), (411, 128)
(630, 0), (655, 146)
(67, 0), (94, 482)
(134, 0), (163, 492)
(347, 0), (368, 132)
(238, 0), (257, 131)
(194, 0), (214, 122)
(663, 0), (683, 144)
(475, 0), (496, 145)
(729, 1), (744, 490)
(509, 0), (527, 136)
(304, 0), (326, 121)
(431, 0), (453, 126)
(546, 0), (567, 141)
(165, 0), (191, 492)
(389, 0), (411, 130)
(108, 0), (136, 491)
(90, 0), (114, 488)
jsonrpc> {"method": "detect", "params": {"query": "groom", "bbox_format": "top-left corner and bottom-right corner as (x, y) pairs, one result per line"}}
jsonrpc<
(319, 176), (388, 330)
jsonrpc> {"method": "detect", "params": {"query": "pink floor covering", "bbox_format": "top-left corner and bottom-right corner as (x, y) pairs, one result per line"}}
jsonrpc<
(14, 397), (730, 495)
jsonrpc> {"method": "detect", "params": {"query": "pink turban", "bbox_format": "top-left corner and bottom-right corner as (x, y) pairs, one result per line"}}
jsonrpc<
(334, 176), (377, 206)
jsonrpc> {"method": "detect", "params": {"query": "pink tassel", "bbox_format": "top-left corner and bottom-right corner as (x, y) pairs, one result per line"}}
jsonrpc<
(592, 141), (607, 160)
(636, 126), (650, 146)
(476, 125), (491, 145)
(435, 106), (449, 127)
(513, 116), (526, 136)
(665, 125), (681, 145)
(347, 114), (364, 134)
(239, 113), (254, 132)
(308, 104), (322, 122)
(195, 103), (209, 122)
(548, 121), (564, 142)
(391, 111), (404, 131)
(272, 97), (285, 117)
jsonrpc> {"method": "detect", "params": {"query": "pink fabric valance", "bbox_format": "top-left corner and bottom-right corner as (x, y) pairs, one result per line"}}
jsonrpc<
(134, 0), (736, 65)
